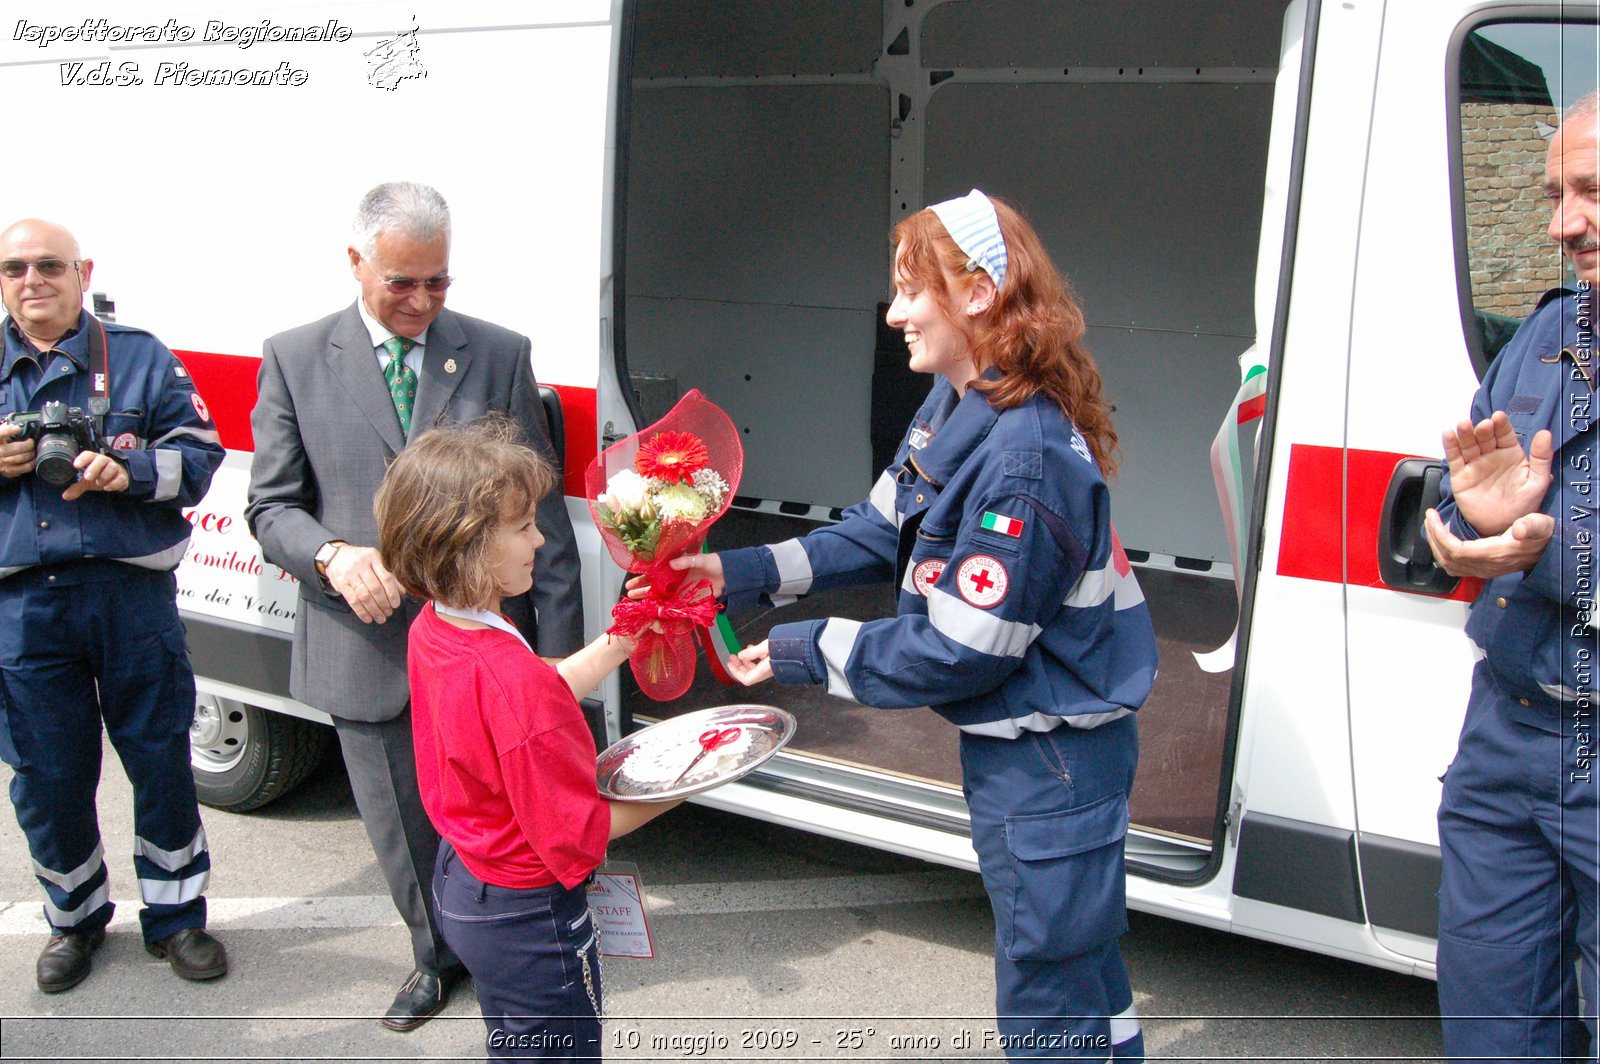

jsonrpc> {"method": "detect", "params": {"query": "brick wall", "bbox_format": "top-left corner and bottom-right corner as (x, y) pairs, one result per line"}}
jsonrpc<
(1461, 103), (1564, 318)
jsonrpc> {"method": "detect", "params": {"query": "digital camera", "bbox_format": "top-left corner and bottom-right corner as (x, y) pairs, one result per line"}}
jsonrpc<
(3, 401), (112, 486)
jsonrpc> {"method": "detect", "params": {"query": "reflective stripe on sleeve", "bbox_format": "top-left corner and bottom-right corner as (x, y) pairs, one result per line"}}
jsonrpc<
(1063, 561), (1115, 608)
(770, 538), (814, 598)
(817, 618), (863, 701)
(151, 448), (184, 502)
(1113, 566), (1147, 609)
(868, 472), (901, 529)
(926, 586), (1039, 658)
(1065, 559), (1148, 610)
(150, 425), (221, 448)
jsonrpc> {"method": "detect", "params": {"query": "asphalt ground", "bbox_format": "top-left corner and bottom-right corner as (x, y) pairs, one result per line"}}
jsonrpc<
(0, 739), (1446, 1062)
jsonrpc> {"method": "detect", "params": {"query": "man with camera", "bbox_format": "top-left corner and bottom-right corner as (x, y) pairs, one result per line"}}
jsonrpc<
(246, 182), (582, 1031)
(0, 218), (227, 993)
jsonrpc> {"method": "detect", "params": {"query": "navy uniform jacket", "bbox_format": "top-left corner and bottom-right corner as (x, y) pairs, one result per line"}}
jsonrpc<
(1439, 284), (1600, 731)
(0, 312), (223, 583)
(721, 375), (1158, 734)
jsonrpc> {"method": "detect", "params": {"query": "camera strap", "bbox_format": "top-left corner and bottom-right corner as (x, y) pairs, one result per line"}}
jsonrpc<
(85, 315), (110, 419)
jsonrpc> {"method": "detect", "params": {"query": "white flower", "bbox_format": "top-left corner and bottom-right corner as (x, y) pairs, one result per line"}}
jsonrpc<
(601, 469), (649, 514)
(691, 468), (729, 510)
(653, 482), (710, 522)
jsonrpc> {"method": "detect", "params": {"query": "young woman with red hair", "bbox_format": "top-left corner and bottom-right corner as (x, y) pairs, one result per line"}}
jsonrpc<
(668, 191), (1157, 1061)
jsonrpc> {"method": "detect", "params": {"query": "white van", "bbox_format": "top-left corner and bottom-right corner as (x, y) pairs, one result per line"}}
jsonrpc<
(3, 0), (1593, 979)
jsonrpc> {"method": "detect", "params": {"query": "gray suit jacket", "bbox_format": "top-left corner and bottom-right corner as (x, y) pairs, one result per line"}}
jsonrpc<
(245, 303), (584, 722)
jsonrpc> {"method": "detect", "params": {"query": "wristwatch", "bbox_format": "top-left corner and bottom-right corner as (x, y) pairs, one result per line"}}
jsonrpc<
(314, 540), (346, 579)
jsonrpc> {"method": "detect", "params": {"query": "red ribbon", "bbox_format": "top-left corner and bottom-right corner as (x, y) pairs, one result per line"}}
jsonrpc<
(606, 567), (721, 701)
(607, 577), (720, 637)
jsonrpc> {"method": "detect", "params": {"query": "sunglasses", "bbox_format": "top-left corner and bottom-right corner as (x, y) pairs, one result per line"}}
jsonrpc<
(378, 274), (453, 295)
(0, 258), (80, 280)
(360, 257), (451, 294)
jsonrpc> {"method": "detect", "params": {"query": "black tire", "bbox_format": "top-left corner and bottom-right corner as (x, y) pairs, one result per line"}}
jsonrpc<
(190, 695), (331, 813)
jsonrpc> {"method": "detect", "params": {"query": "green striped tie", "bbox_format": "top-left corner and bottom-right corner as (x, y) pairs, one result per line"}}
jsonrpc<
(382, 336), (418, 435)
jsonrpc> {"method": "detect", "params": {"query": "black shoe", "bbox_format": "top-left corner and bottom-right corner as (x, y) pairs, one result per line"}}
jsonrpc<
(37, 928), (106, 993)
(146, 927), (228, 981)
(381, 968), (453, 1032)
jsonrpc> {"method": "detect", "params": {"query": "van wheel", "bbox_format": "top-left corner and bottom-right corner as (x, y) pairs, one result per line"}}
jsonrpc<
(190, 695), (330, 812)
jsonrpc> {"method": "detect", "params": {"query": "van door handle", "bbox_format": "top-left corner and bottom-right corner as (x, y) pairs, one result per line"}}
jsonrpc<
(1377, 458), (1460, 595)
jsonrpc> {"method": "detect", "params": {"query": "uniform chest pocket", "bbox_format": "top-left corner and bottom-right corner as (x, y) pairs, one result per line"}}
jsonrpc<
(1505, 396), (1553, 449)
(100, 412), (147, 451)
(901, 523), (956, 597)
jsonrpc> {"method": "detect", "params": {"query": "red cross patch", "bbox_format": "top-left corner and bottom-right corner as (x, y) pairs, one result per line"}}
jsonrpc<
(911, 558), (946, 597)
(956, 554), (1008, 608)
(190, 391), (211, 423)
(111, 432), (138, 451)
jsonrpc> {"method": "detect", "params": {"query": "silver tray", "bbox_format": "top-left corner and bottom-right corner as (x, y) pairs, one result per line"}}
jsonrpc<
(596, 704), (796, 802)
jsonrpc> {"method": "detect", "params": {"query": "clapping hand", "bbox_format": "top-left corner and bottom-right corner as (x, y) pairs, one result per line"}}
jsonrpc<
(1423, 507), (1554, 579)
(1443, 411), (1553, 535)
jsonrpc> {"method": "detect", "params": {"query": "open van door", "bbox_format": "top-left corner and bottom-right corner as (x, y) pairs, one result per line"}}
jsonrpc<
(1343, 4), (1598, 966)
(609, 0), (1305, 892)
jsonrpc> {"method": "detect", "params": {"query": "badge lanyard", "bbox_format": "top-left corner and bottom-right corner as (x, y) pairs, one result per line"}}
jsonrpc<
(431, 603), (532, 653)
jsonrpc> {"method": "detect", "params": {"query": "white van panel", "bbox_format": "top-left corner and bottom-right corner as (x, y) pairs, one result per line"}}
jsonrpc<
(1, 1), (613, 387)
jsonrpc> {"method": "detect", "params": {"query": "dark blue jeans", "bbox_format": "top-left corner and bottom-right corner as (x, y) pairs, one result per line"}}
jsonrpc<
(434, 841), (602, 1061)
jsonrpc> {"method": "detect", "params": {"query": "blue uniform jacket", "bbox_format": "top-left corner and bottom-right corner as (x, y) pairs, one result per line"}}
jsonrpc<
(1439, 284), (1599, 730)
(0, 312), (224, 582)
(720, 375), (1158, 735)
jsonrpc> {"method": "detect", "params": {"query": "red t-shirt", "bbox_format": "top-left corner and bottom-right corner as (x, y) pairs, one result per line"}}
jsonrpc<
(408, 603), (610, 889)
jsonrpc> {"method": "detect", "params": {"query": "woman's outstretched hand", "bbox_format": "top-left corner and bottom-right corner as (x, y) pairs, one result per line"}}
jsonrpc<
(624, 551), (726, 599)
(726, 639), (773, 686)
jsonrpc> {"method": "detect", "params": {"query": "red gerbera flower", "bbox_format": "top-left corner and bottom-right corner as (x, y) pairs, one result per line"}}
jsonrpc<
(634, 430), (710, 484)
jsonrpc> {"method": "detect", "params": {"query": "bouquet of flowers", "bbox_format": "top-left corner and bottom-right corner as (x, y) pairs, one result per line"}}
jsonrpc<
(585, 389), (744, 700)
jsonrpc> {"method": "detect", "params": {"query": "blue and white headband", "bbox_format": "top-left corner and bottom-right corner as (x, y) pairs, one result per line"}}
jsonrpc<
(929, 189), (1008, 290)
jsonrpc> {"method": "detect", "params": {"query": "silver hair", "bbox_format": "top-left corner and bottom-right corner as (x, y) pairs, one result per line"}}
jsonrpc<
(1563, 89), (1600, 127)
(352, 182), (451, 258)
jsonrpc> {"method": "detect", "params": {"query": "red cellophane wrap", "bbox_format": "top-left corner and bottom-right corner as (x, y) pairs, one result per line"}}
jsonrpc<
(585, 389), (744, 700)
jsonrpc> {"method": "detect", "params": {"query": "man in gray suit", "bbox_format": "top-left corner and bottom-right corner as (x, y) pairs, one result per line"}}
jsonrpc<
(245, 182), (583, 1031)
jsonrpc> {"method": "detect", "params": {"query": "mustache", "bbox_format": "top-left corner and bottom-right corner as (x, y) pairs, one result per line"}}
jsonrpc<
(1566, 237), (1600, 255)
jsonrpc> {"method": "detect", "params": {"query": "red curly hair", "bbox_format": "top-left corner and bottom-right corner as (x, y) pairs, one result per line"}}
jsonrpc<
(891, 196), (1119, 478)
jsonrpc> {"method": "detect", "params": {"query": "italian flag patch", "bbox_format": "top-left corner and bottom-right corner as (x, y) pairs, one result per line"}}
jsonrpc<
(981, 511), (1024, 537)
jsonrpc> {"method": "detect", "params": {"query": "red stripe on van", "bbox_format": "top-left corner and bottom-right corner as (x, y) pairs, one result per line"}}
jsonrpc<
(173, 348), (599, 497)
(1277, 443), (1481, 602)
(548, 383), (598, 499)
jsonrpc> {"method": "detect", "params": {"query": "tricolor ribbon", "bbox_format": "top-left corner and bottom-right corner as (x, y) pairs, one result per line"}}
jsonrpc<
(1194, 354), (1267, 674)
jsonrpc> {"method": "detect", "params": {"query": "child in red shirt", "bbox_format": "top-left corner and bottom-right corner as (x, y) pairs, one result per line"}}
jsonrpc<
(376, 420), (679, 1061)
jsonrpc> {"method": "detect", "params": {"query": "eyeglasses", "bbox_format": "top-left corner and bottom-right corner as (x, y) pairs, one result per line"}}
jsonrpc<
(0, 258), (80, 280)
(361, 257), (451, 294)
(377, 273), (452, 294)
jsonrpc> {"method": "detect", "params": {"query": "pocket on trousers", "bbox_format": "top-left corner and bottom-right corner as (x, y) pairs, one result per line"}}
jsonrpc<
(436, 879), (559, 925)
(1003, 792), (1129, 960)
